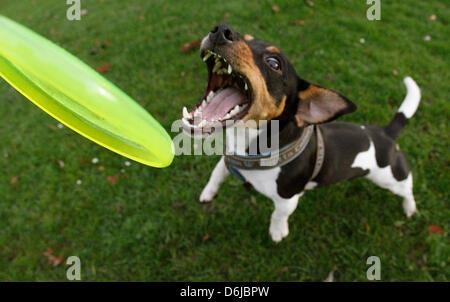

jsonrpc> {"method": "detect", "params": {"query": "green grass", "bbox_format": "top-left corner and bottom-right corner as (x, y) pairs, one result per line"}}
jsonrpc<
(0, 0), (448, 281)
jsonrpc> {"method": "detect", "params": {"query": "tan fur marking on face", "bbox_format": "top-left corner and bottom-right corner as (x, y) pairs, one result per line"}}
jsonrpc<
(266, 46), (280, 53)
(225, 40), (285, 125)
(244, 34), (254, 41)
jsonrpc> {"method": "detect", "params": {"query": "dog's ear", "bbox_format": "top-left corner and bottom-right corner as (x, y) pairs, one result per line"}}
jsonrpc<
(295, 78), (357, 127)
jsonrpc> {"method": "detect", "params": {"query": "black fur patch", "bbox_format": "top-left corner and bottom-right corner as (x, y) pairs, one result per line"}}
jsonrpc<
(365, 125), (410, 181)
(384, 112), (409, 140)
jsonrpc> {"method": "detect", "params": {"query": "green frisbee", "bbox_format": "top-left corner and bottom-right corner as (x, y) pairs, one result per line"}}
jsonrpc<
(0, 16), (173, 168)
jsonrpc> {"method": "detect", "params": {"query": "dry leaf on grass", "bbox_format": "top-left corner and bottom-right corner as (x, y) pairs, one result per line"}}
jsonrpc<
(279, 266), (289, 274)
(10, 176), (19, 186)
(96, 63), (111, 73)
(57, 160), (65, 169)
(107, 174), (120, 185)
(428, 224), (444, 234)
(290, 20), (305, 26)
(43, 248), (63, 267)
(222, 12), (230, 23)
(272, 5), (280, 13)
(180, 40), (201, 53)
(202, 233), (211, 242)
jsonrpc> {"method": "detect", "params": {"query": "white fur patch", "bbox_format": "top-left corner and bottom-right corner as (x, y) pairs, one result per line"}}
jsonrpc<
(238, 167), (282, 198)
(305, 181), (318, 190)
(351, 141), (377, 171)
(351, 138), (416, 217)
(398, 77), (421, 119)
(199, 157), (230, 202)
(200, 34), (210, 49)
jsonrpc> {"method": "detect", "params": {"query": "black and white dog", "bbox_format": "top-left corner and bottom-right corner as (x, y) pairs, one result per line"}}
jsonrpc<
(181, 25), (421, 242)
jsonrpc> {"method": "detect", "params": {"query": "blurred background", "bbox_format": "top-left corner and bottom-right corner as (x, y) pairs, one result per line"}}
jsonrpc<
(0, 0), (448, 281)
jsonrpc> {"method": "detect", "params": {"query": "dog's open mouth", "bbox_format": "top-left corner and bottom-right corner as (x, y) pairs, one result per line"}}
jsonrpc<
(181, 50), (252, 135)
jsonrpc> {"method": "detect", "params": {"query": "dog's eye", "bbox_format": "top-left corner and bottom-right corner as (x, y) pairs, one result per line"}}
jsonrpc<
(265, 57), (280, 71)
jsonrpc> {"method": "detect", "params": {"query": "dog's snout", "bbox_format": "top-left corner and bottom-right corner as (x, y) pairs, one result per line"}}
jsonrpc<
(209, 24), (236, 45)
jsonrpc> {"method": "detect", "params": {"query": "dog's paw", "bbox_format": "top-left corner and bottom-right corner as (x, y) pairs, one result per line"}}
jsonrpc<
(403, 198), (417, 218)
(199, 186), (217, 203)
(269, 219), (289, 243)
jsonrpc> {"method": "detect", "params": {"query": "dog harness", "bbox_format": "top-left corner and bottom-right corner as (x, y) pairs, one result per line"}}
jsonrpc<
(224, 125), (325, 182)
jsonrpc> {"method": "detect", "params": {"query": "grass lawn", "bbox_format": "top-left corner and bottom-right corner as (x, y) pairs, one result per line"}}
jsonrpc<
(0, 0), (448, 281)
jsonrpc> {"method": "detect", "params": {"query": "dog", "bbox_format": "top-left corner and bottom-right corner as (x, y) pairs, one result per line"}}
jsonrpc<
(181, 24), (421, 242)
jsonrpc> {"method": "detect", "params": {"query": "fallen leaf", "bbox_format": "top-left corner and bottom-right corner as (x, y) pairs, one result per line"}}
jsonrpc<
(428, 224), (443, 234)
(222, 12), (230, 23)
(96, 63), (111, 73)
(79, 158), (87, 164)
(180, 40), (201, 53)
(43, 248), (63, 267)
(10, 176), (19, 186)
(57, 160), (65, 169)
(279, 266), (289, 274)
(363, 49), (373, 56)
(101, 40), (111, 49)
(290, 20), (305, 26)
(429, 14), (436, 21)
(98, 165), (105, 171)
(107, 174), (120, 184)
(272, 5), (280, 13)
(81, 9), (88, 16)
(305, 0), (315, 7)
(202, 233), (211, 242)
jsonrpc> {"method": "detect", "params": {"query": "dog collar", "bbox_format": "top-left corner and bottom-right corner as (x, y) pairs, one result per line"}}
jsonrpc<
(225, 125), (325, 180)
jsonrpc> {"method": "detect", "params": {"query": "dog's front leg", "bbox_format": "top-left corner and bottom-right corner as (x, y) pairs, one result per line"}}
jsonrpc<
(199, 156), (230, 203)
(269, 193), (302, 242)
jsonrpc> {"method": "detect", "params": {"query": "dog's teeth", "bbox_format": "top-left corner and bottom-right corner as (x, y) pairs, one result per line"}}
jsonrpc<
(213, 62), (221, 73)
(230, 105), (240, 116)
(202, 100), (207, 108)
(198, 120), (207, 127)
(241, 103), (249, 109)
(227, 64), (232, 74)
(244, 82), (248, 91)
(207, 91), (214, 102)
(203, 52), (212, 62)
(182, 107), (192, 119)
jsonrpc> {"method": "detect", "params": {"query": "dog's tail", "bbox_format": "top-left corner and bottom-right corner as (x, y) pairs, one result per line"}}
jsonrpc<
(384, 77), (421, 140)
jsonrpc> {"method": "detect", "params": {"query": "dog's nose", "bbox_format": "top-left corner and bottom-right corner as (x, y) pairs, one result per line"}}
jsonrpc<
(209, 24), (236, 45)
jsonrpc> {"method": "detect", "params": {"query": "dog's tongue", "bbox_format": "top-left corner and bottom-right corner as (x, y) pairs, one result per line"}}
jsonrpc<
(201, 88), (246, 120)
